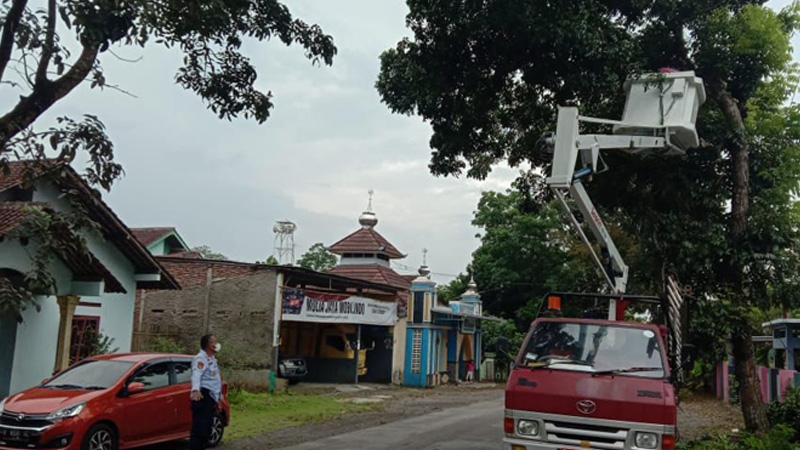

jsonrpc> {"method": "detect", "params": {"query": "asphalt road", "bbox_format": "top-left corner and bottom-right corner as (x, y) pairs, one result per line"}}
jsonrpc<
(289, 395), (504, 450)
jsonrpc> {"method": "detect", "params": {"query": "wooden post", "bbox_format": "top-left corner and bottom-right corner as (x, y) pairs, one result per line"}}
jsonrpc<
(54, 295), (80, 373)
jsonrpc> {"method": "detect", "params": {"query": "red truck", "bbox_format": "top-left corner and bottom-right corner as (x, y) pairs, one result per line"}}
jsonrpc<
(504, 71), (702, 450)
(503, 293), (686, 450)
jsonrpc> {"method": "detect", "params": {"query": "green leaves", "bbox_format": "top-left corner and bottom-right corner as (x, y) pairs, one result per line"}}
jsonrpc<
(296, 243), (337, 272)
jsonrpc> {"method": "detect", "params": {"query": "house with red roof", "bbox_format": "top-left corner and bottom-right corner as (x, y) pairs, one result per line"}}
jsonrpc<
(0, 160), (178, 398)
(130, 227), (194, 258)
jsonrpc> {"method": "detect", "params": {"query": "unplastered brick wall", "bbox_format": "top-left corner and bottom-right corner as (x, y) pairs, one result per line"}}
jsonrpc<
(133, 258), (260, 332)
(140, 270), (277, 370)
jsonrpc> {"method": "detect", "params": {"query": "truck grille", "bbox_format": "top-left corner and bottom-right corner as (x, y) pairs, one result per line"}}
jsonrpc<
(544, 420), (628, 450)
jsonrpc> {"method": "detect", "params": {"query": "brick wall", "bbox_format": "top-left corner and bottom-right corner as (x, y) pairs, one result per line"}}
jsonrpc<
(132, 258), (260, 332)
(140, 270), (277, 370)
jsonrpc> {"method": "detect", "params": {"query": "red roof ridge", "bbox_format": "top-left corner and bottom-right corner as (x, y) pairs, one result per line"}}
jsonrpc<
(328, 227), (405, 259)
(131, 227), (177, 246)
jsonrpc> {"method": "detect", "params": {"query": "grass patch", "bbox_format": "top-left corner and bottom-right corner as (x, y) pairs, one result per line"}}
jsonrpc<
(225, 390), (380, 441)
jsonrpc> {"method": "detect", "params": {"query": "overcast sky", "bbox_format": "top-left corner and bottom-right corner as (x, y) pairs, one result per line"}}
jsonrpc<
(3, 0), (797, 283)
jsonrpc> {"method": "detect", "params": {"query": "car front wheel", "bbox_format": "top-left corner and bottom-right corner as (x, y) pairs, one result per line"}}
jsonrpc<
(208, 413), (225, 447)
(82, 424), (117, 450)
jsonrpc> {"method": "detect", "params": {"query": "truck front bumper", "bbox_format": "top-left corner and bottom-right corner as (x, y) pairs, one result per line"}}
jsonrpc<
(503, 437), (562, 450)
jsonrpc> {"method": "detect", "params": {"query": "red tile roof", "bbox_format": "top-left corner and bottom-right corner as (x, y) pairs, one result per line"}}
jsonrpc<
(0, 202), (126, 293)
(0, 160), (179, 290)
(0, 202), (39, 237)
(131, 227), (176, 247)
(328, 227), (405, 259)
(327, 264), (411, 290)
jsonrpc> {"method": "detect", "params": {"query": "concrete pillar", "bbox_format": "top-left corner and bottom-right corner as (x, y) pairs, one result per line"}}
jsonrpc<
(54, 295), (80, 373)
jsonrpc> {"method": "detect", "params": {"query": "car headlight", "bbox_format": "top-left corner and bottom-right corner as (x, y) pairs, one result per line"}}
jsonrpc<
(46, 403), (85, 422)
(635, 432), (658, 449)
(517, 419), (539, 436)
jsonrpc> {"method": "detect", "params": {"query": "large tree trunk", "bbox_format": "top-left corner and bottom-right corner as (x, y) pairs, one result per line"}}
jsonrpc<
(731, 321), (771, 431)
(709, 83), (770, 433)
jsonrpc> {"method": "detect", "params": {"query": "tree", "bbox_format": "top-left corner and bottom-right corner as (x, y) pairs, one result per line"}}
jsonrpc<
(436, 273), (469, 305)
(265, 255), (279, 265)
(192, 245), (228, 261)
(297, 242), (337, 272)
(0, 0), (336, 318)
(377, 0), (800, 431)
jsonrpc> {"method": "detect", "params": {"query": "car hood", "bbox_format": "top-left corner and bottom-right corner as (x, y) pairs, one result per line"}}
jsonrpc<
(506, 367), (676, 425)
(4, 388), (107, 414)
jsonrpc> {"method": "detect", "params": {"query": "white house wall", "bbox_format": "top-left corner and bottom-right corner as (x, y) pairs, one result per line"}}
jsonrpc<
(2, 180), (139, 395)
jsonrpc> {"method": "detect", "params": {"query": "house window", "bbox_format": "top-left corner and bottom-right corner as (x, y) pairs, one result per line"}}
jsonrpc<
(413, 292), (424, 323)
(775, 349), (786, 369)
(423, 293), (432, 323)
(411, 330), (422, 374)
(70, 316), (100, 365)
(774, 327), (787, 339)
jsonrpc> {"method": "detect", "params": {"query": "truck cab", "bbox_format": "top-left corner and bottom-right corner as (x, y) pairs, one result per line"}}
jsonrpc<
(504, 317), (677, 450)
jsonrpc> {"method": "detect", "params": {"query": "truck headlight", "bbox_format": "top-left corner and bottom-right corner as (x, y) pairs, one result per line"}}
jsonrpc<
(0, 398), (6, 415)
(635, 432), (658, 449)
(517, 420), (539, 436)
(46, 403), (85, 422)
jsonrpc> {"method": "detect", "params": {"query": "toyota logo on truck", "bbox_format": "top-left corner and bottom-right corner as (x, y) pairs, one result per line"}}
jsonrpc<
(576, 400), (597, 415)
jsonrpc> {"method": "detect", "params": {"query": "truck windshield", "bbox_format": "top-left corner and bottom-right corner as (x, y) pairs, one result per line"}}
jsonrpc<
(519, 322), (665, 378)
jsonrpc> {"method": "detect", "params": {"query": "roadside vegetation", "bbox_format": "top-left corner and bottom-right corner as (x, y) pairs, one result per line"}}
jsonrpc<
(224, 389), (380, 441)
(678, 389), (800, 448)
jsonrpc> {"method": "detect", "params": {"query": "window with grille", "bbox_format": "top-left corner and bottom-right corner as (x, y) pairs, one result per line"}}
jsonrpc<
(411, 329), (422, 374)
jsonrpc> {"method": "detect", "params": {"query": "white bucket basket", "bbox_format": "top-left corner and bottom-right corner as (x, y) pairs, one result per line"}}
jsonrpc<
(614, 71), (706, 152)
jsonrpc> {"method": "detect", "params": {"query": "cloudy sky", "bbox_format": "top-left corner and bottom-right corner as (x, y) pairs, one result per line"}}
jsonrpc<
(3, 0), (797, 282)
(2, 0), (522, 281)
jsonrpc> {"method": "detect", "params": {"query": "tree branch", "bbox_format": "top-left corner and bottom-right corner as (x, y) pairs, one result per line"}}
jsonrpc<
(0, 0), (29, 84)
(0, 43), (99, 147)
(35, 0), (57, 85)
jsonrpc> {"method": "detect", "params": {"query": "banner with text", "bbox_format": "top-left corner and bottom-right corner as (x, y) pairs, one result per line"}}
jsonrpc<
(281, 288), (397, 326)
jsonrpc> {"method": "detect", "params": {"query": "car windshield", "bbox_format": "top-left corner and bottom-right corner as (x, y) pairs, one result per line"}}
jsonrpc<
(519, 321), (666, 378)
(43, 360), (135, 390)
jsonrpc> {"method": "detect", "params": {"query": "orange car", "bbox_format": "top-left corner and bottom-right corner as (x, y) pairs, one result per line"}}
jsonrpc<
(0, 353), (229, 450)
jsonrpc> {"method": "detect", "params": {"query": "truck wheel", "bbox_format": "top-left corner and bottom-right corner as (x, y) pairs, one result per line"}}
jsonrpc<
(208, 413), (225, 448)
(82, 423), (117, 450)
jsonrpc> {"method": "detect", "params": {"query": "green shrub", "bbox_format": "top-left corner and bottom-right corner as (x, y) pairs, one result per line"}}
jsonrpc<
(678, 425), (796, 450)
(151, 336), (187, 354)
(767, 388), (800, 442)
(88, 330), (118, 356)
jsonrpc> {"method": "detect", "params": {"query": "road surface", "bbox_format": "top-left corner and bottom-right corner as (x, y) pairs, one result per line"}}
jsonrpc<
(290, 395), (504, 450)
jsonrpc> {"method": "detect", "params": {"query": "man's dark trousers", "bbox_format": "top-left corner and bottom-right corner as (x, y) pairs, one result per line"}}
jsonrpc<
(189, 388), (216, 450)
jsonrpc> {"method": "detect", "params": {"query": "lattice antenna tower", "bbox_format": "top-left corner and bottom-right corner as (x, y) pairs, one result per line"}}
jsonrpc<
(273, 220), (297, 265)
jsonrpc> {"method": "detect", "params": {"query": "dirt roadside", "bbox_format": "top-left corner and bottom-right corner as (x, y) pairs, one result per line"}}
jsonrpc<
(677, 392), (744, 441)
(224, 383), (504, 450)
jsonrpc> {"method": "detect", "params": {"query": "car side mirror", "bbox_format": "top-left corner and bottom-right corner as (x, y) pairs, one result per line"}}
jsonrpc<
(127, 382), (145, 395)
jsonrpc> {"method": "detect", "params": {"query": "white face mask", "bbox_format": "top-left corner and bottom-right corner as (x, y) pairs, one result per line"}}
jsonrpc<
(214, 343), (222, 353)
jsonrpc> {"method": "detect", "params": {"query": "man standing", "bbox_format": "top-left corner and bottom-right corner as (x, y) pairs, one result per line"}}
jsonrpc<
(190, 334), (223, 450)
